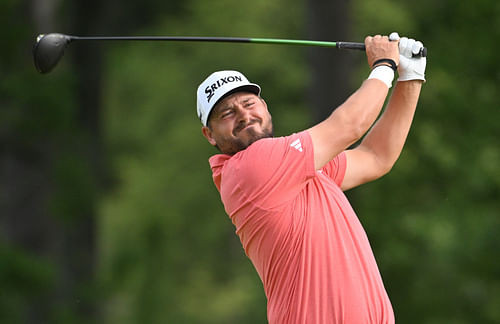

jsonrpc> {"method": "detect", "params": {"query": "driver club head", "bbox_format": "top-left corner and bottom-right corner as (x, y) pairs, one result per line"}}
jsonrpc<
(33, 33), (73, 74)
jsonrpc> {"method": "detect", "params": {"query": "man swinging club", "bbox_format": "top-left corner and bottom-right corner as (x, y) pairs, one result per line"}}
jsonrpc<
(197, 32), (426, 323)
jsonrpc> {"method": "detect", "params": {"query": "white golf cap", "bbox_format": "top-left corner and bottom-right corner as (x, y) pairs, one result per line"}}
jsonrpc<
(197, 70), (261, 126)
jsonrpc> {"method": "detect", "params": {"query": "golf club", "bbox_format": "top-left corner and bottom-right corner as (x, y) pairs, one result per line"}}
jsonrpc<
(33, 33), (427, 74)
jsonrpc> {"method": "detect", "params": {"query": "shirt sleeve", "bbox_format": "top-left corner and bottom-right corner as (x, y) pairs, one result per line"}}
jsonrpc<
(320, 151), (347, 187)
(232, 130), (316, 210)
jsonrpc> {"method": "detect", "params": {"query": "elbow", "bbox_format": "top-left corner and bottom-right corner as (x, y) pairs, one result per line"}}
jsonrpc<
(353, 119), (373, 140)
(366, 147), (397, 181)
(363, 162), (392, 185)
(344, 112), (371, 143)
(379, 163), (393, 178)
(375, 157), (396, 179)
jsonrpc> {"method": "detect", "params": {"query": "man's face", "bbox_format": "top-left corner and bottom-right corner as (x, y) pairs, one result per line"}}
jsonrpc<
(202, 92), (273, 155)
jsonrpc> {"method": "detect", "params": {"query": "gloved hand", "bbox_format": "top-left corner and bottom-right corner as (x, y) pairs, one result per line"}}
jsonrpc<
(389, 32), (426, 82)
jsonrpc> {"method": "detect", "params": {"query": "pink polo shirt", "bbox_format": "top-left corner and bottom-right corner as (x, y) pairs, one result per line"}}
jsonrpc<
(209, 130), (394, 324)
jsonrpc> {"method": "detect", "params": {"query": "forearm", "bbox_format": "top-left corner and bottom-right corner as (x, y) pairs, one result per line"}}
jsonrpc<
(359, 80), (422, 169)
(308, 35), (399, 170)
(309, 78), (390, 169)
(336, 78), (390, 136)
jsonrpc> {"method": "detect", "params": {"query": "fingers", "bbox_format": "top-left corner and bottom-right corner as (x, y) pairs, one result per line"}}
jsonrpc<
(395, 33), (427, 82)
(365, 34), (399, 67)
(365, 34), (389, 42)
(399, 37), (413, 57)
(413, 41), (424, 55)
(399, 36), (425, 57)
(389, 32), (400, 41)
(364, 35), (394, 50)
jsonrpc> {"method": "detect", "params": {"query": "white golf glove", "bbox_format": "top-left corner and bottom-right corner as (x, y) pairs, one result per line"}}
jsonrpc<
(389, 32), (426, 82)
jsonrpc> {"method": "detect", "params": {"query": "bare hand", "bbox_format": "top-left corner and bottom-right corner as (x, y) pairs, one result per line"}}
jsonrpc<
(364, 35), (399, 68)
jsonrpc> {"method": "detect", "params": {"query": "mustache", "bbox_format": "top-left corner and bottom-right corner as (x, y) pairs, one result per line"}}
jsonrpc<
(232, 119), (261, 136)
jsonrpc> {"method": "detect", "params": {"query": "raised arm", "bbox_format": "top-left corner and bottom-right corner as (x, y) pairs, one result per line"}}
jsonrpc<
(341, 35), (427, 191)
(308, 35), (399, 170)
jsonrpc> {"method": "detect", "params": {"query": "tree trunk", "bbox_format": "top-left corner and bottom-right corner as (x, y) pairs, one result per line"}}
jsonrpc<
(0, 0), (106, 322)
(306, 0), (354, 122)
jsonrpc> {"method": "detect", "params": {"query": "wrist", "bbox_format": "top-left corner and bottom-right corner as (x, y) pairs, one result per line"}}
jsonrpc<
(368, 65), (395, 88)
(397, 72), (426, 82)
(372, 58), (398, 72)
(396, 79), (424, 85)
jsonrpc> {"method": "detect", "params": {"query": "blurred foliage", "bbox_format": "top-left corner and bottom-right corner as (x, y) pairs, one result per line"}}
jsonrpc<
(98, 1), (306, 322)
(350, 0), (500, 323)
(1, 0), (499, 323)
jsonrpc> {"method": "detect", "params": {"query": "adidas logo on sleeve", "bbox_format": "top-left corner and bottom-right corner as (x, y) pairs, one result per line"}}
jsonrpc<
(290, 138), (303, 152)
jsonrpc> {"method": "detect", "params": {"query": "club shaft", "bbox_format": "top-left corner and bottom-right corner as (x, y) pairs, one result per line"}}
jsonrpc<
(68, 35), (366, 51)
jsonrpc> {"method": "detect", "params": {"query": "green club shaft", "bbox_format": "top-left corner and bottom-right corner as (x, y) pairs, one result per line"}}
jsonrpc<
(65, 35), (366, 50)
(249, 37), (338, 47)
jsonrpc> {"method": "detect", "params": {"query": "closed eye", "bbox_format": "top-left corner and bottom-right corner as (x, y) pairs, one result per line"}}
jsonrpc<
(220, 110), (234, 119)
(243, 100), (255, 108)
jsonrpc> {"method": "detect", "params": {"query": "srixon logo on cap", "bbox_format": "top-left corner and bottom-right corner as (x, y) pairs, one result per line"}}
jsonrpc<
(205, 75), (243, 102)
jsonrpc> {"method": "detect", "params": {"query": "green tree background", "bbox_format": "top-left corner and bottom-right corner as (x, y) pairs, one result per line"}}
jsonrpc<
(1, 0), (499, 323)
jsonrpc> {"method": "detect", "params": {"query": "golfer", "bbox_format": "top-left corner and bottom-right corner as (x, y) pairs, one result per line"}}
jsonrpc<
(197, 33), (426, 324)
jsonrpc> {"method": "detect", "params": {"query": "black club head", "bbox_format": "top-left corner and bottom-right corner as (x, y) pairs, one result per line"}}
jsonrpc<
(33, 33), (72, 74)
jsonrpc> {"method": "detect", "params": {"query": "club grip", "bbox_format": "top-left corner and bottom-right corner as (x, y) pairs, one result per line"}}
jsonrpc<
(337, 41), (427, 57)
(336, 42), (366, 51)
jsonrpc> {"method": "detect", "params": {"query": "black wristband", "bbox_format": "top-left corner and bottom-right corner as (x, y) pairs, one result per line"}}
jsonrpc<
(372, 58), (397, 72)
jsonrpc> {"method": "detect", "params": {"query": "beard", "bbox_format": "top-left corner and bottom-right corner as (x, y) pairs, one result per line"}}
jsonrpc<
(215, 119), (274, 155)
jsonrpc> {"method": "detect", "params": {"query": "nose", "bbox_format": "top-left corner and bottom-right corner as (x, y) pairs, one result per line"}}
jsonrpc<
(233, 106), (255, 135)
(236, 106), (251, 124)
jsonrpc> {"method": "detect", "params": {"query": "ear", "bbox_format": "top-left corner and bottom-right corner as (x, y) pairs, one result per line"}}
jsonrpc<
(202, 126), (217, 146)
(260, 97), (269, 111)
